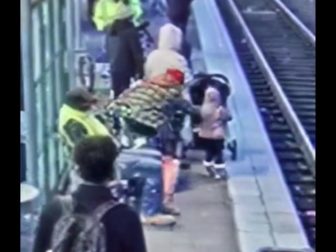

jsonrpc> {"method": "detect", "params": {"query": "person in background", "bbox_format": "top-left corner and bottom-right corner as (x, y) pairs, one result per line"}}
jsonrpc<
(58, 87), (110, 152)
(145, 23), (192, 83)
(198, 86), (232, 179)
(87, 0), (99, 25)
(33, 136), (147, 252)
(58, 87), (176, 226)
(166, 0), (194, 64)
(93, 0), (144, 98)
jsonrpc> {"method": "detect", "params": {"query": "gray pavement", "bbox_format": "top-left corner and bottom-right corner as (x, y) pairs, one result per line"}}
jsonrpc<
(145, 152), (240, 252)
(142, 9), (240, 252)
(193, 0), (310, 251)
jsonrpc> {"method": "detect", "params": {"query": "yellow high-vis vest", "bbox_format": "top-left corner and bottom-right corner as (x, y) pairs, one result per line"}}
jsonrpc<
(58, 104), (110, 149)
(93, 0), (143, 31)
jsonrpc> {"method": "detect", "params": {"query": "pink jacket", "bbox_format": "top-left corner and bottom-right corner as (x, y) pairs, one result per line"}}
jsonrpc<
(198, 87), (231, 140)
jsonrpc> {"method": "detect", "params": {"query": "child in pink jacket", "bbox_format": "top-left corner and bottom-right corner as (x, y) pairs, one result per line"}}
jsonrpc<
(198, 86), (232, 179)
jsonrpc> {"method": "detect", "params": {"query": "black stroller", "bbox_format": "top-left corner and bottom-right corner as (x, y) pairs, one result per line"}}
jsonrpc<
(188, 73), (237, 160)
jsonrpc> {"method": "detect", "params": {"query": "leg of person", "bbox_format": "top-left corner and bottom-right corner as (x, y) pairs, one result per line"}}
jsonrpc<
(111, 71), (131, 98)
(202, 138), (218, 178)
(162, 156), (181, 216)
(160, 139), (181, 216)
(116, 153), (176, 226)
(213, 139), (225, 168)
(106, 34), (120, 98)
(133, 158), (177, 226)
(213, 139), (226, 179)
(172, 17), (192, 66)
(202, 138), (214, 167)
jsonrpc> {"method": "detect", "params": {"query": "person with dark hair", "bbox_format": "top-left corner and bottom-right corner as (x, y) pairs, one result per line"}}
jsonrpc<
(33, 136), (147, 252)
(93, 0), (145, 98)
(73, 136), (119, 182)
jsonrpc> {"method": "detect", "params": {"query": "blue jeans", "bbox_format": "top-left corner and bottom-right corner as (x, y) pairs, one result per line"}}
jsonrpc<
(116, 148), (163, 217)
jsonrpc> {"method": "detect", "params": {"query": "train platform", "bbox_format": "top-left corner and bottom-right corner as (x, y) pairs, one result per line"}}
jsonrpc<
(142, 0), (310, 251)
(192, 0), (310, 251)
(145, 152), (239, 252)
(20, 1), (313, 252)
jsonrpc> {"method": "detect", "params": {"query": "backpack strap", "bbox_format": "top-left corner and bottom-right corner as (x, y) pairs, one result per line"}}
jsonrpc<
(92, 200), (121, 221)
(56, 195), (74, 214)
(82, 200), (121, 233)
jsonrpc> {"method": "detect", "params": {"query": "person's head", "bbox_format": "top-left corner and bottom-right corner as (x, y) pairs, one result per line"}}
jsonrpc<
(74, 136), (119, 184)
(65, 87), (97, 112)
(203, 87), (221, 106)
(158, 23), (183, 51)
(200, 87), (222, 122)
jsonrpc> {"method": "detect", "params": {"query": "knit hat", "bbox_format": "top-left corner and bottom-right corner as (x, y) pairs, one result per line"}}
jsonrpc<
(65, 87), (97, 110)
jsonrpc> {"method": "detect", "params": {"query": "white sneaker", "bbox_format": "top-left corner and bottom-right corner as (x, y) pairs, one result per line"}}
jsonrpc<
(141, 214), (176, 226)
(214, 163), (228, 180)
(203, 160), (214, 167)
(214, 173), (221, 180)
(214, 163), (226, 169)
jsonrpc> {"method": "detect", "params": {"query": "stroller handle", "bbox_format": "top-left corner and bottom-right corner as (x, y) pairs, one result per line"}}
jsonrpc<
(193, 73), (229, 84)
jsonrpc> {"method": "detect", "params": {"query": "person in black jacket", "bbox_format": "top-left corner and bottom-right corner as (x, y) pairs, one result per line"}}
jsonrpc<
(108, 19), (145, 98)
(33, 136), (147, 252)
(93, 0), (144, 98)
(166, 0), (194, 64)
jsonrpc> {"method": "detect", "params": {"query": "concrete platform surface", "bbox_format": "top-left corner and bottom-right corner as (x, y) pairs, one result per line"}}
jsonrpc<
(145, 159), (240, 252)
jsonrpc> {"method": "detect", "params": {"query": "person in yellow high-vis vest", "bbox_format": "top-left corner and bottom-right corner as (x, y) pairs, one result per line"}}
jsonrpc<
(92, 0), (145, 98)
(58, 87), (177, 226)
(58, 88), (110, 150)
(58, 87), (112, 150)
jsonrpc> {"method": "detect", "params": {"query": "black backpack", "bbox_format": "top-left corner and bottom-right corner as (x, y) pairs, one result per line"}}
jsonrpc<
(50, 196), (120, 252)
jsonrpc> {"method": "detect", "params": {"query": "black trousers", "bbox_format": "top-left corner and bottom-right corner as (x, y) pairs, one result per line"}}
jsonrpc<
(200, 138), (225, 164)
(111, 71), (131, 98)
(170, 18), (192, 65)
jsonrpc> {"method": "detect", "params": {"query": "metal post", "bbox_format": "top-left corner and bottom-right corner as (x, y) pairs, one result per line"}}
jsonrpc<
(74, 0), (83, 50)
(65, 0), (76, 88)
(21, 0), (38, 186)
(52, 0), (64, 109)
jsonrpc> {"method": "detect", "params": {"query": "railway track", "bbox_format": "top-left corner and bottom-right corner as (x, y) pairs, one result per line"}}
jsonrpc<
(276, 0), (315, 34)
(216, 0), (316, 248)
